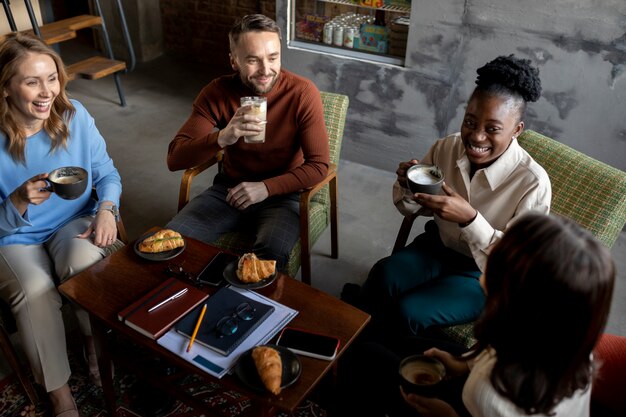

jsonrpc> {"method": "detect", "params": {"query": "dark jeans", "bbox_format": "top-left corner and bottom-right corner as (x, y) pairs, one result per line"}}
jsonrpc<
(167, 174), (300, 271)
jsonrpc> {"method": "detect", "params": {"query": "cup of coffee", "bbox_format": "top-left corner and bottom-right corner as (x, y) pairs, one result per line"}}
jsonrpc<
(406, 164), (444, 195)
(399, 354), (446, 397)
(240, 96), (267, 144)
(45, 166), (88, 200)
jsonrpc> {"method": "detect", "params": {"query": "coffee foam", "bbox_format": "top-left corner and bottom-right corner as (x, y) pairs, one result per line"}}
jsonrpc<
(52, 176), (81, 184)
(400, 362), (443, 386)
(408, 166), (441, 185)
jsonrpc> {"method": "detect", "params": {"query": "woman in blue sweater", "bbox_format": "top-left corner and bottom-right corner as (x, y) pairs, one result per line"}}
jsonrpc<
(0, 33), (122, 417)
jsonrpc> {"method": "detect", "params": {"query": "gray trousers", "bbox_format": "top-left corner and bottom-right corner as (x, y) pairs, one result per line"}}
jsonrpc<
(167, 178), (300, 271)
(0, 216), (122, 391)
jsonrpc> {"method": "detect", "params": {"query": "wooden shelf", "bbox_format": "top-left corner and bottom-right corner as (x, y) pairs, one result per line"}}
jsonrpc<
(66, 56), (126, 80)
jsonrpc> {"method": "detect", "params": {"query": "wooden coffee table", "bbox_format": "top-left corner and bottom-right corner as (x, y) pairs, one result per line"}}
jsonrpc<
(58, 231), (370, 416)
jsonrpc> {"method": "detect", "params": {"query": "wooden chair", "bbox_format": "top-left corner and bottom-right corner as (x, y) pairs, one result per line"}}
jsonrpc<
(178, 91), (349, 285)
(393, 129), (626, 348)
(0, 199), (127, 408)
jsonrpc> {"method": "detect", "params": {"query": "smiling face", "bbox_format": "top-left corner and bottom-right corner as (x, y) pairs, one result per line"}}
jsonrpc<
(461, 92), (524, 171)
(4, 52), (59, 133)
(229, 31), (281, 95)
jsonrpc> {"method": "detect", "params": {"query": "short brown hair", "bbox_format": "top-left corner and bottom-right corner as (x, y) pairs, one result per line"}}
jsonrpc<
(229, 14), (281, 51)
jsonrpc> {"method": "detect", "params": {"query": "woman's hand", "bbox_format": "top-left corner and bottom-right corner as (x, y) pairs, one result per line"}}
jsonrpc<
(77, 207), (117, 247)
(9, 173), (51, 216)
(423, 347), (470, 378)
(396, 159), (419, 188)
(400, 386), (459, 417)
(412, 182), (477, 224)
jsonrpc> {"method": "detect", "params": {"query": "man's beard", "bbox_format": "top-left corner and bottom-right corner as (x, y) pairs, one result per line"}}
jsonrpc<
(240, 71), (279, 95)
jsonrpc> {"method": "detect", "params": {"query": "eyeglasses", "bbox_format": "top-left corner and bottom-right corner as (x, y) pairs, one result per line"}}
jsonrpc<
(216, 303), (255, 337)
(165, 264), (194, 281)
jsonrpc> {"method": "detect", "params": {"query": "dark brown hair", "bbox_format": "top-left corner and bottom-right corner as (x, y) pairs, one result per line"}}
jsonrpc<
(228, 14), (281, 51)
(473, 213), (615, 414)
(0, 32), (74, 162)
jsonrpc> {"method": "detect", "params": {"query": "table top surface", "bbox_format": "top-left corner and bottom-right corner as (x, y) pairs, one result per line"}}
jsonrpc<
(58, 231), (370, 412)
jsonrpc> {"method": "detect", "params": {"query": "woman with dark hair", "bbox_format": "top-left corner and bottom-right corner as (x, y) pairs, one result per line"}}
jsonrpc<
(355, 55), (552, 339)
(401, 213), (615, 416)
(0, 33), (122, 416)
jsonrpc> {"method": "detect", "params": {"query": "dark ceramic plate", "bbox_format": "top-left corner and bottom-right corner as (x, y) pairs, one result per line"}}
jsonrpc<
(234, 344), (301, 394)
(133, 232), (186, 261)
(223, 260), (277, 289)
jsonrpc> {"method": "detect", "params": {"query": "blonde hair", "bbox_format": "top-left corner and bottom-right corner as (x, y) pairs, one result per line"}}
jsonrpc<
(0, 33), (75, 163)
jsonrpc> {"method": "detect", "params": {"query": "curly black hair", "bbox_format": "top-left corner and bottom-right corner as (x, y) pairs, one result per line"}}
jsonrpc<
(475, 54), (541, 103)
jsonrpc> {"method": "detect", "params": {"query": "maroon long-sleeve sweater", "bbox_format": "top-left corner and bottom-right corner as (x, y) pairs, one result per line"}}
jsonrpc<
(167, 69), (329, 196)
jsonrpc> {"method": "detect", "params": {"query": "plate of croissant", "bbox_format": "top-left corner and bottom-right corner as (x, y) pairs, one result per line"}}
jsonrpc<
(134, 229), (186, 261)
(234, 344), (301, 395)
(223, 253), (277, 289)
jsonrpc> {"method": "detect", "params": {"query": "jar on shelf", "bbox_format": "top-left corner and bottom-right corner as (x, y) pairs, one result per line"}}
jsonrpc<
(333, 25), (344, 47)
(343, 27), (355, 48)
(323, 23), (333, 45)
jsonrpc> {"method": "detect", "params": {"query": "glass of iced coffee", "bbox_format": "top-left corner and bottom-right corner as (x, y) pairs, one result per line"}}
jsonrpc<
(240, 96), (267, 143)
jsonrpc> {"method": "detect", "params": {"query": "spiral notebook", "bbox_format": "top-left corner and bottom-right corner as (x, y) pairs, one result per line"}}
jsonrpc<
(175, 287), (274, 356)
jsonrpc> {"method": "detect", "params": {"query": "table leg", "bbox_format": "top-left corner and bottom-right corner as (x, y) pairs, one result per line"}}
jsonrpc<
(90, 315), (117, 415)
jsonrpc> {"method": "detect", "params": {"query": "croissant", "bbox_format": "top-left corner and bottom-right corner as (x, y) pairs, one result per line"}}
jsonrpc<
(138, 229), (185, 253)
(236, 253), (276, 283)
(252, 346), (282, 395)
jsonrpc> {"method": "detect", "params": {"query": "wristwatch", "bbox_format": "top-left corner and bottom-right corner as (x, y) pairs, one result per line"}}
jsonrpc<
(98, 203), (119, 222)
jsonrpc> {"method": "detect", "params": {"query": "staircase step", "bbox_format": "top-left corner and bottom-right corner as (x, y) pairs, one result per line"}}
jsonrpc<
(32, 15), (102, 45)
(66, 56), (126, 80)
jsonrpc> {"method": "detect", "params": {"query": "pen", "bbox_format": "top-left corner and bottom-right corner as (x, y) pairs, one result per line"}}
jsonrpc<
(147, 288), (188, 312)
(187, 303), (207, 352)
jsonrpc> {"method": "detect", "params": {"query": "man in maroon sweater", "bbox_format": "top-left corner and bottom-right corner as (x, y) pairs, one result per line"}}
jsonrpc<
(166, 14), (329, 271)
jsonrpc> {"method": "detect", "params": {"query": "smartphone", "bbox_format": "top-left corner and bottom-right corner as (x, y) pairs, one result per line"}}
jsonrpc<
(276, 327), (340, 361)
(196, 252), (238, 286)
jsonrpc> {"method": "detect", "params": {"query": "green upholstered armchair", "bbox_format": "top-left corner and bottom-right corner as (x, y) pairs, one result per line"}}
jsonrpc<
(177, 91), (349, 285)
(393, 129), (626, 348)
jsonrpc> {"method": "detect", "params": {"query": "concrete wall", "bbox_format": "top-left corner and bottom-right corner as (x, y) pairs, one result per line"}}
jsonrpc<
(0, 2), (43, 33)
(279, 0), (626, 173)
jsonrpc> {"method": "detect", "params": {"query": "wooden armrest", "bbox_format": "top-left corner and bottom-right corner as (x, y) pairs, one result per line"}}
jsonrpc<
(300, 163), (337, 206)
(299, 163), (337, 235)
(392, 213), (418, 254)
(177, 153), (221, 212)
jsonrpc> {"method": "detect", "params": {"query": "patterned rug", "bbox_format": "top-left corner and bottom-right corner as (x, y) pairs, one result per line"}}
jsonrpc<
(0, 339), (329, 417)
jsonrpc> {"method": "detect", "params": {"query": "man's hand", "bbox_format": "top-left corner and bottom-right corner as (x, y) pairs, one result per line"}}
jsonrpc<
(412, 182), (477, 224)
(9, 173), (51, 216)
(396, 159), (419, 188)
(400, 386), (459, 417)
(218, 105), (266, 147)
(227, 182), (269, 210)
(77, 209), (118, 247)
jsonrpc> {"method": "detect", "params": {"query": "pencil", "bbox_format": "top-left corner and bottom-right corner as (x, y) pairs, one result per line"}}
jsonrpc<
(186, 303), (207, 352)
